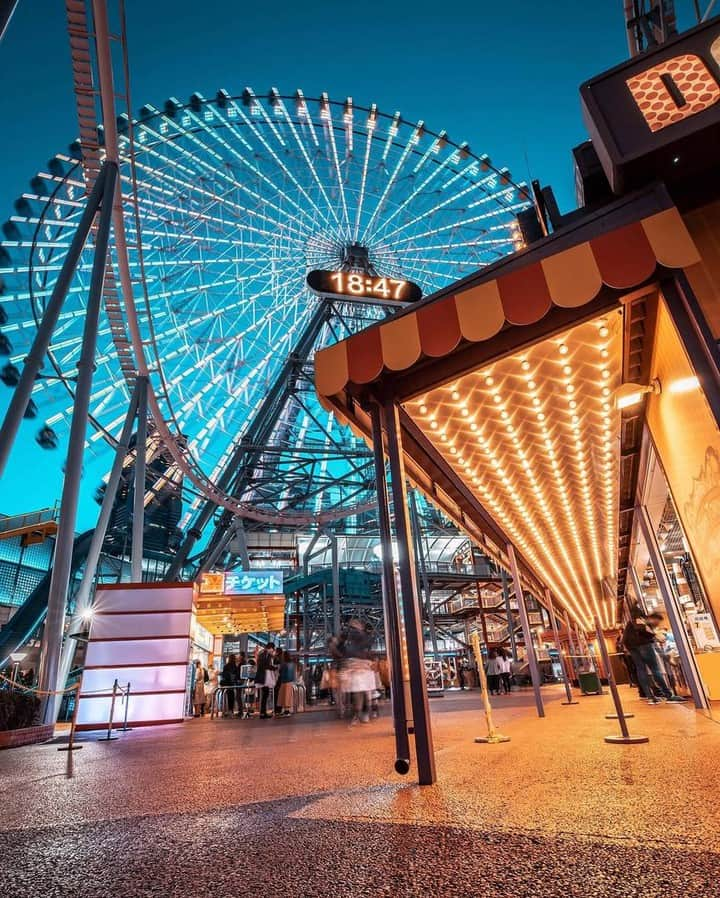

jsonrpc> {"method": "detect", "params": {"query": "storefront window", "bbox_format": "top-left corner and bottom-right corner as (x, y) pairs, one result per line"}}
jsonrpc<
(630, 444), (720, 701)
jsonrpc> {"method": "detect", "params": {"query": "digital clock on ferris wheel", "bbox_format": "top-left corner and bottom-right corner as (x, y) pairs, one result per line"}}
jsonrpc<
(306, 269), (423, 305)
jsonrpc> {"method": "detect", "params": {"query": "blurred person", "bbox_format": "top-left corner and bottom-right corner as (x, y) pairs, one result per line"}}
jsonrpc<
(207, 664), (219, 714)
(498, 648), (513, 694)
(192, 659), (207, 717)
(221, 654), (239, 718)
(254, 642), (278, 718)
(277, 651), (297, 717)
(342, 620), (374, 725)
(457, 654), (467, 690)
(622, 612), (686, 704)
(486, 650), (504, 696)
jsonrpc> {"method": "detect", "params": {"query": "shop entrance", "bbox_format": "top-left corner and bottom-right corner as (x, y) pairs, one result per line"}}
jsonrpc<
(629, 443), (720, 707)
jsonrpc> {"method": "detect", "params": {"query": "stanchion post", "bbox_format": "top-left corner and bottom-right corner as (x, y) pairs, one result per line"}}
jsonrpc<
(470, 632), (510, 744)
(545, 589), (578, 706)
(58, 682), (84, 776)
(594, 617), (648, 745)
(99, 679), (119, 742)
(121, 682), (132, 731)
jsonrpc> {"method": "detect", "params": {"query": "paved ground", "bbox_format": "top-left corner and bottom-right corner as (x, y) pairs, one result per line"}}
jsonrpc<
(1, 685), (719, 897)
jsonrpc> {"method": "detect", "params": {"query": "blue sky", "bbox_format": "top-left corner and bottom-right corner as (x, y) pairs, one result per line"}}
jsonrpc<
(0, 1), (695, 526)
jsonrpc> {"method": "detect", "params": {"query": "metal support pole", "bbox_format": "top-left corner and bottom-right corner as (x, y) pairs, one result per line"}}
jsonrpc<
(636, 503), (708, 709)
(563, 610), (578, 684)
(121, 682), (132, 731)
(507, 543), (544, 718)
(369, 402), (410, 774)
(131, 375), (148, 582)
(330, 534), (341, 636)
(545, 589), (578, 705)
(98, 678), (119, 742)
(628, 564), (649, 615)
(409, 489), (437, 656)
(53, 380), (141, 716)
(382, 399), (436, 785)
(594, 617), (648, 745)
(500, 568), (518, 661)
(0, 164), (109, 478)
(37, 162), (118, 726)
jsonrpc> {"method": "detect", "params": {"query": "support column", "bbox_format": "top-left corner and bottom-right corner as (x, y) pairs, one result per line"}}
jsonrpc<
(330, 534), (341, 636)
(409, 489), (437, 656)
(0, 164), (109, 478)
(131, 375), (148, 582)
(500, 567), (518, 661)
(507, 543), (544, 718)
(369, 402), (410, 773)
(545, 589), (577, 705)
(628, 565), (648, 615)
(382, 399), (436, 785)
(636, 503), (708, 709)
(37, 161), (118, 724)
(53, 378), (141, 713)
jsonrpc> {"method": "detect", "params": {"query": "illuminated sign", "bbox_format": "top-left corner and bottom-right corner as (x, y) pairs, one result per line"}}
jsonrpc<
(580, 17), (720, 193)
(199, 570), (284, 597)
(307, 269), (422, 305)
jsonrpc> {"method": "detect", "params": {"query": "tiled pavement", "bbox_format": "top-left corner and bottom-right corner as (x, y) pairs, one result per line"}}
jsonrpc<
(1, 685), (719, 897)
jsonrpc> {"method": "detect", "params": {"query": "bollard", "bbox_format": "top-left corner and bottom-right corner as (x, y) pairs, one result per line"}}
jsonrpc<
(98, 679), (119, 742)
(120, 682), (132, 732)
(471, 632), (510, 744)
(593, 618), (648, 745)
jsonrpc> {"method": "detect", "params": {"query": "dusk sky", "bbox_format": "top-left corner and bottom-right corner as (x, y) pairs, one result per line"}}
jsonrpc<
(0, 1), (697, 525)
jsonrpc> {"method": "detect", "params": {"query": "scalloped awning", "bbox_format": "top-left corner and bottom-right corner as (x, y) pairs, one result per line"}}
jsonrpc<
(316, 206), (700, 397)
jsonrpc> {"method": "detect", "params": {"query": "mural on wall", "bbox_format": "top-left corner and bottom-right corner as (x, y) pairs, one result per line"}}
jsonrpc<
(683, 446), (720, 561)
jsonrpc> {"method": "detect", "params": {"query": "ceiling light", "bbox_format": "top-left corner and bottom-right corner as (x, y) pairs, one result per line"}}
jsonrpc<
(452, 391), (460, 401)
(558, 344), (568, 355)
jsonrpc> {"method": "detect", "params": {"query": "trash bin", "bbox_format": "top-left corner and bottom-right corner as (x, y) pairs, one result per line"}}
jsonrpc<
(579, 671), (602, 695)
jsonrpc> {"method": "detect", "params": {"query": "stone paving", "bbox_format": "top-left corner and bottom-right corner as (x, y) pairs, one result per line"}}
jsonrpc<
(1, 685), (719, 897)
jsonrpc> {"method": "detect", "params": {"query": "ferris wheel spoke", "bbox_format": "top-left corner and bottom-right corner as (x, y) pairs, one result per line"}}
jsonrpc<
(129, 125), (309, 241)
(382, 173), (518, 246)
(218, 93), (331, 232)
(272, 96), (344, 235)
(358, 120), (420, 244)
(318, 96), (351, 240)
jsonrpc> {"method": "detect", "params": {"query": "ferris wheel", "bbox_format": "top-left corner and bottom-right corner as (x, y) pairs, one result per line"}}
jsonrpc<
(0, 87), (529, 526)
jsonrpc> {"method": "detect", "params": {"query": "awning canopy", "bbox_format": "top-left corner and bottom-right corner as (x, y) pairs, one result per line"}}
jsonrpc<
(316, 192), (699, 401)
(314, 186), (702, 627)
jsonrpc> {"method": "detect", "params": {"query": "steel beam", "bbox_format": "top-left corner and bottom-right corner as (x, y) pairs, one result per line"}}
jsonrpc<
(545, 588), (577, 705)
(0, 164), (109, 478)
(168, 305), (332, 579)
(507, 543), (544, 718)
(409, 488), (438, 656)
(37, 161), (118, 724)
(53, 377), (141, 716)
(382, 399), (436, 785)
(369, 401), (411, 773)
(500, 567), (518, 660)
(130, 375), (148, 582)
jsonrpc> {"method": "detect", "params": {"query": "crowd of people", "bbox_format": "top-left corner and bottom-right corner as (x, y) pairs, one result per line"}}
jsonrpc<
(191, 644), (301, 719)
